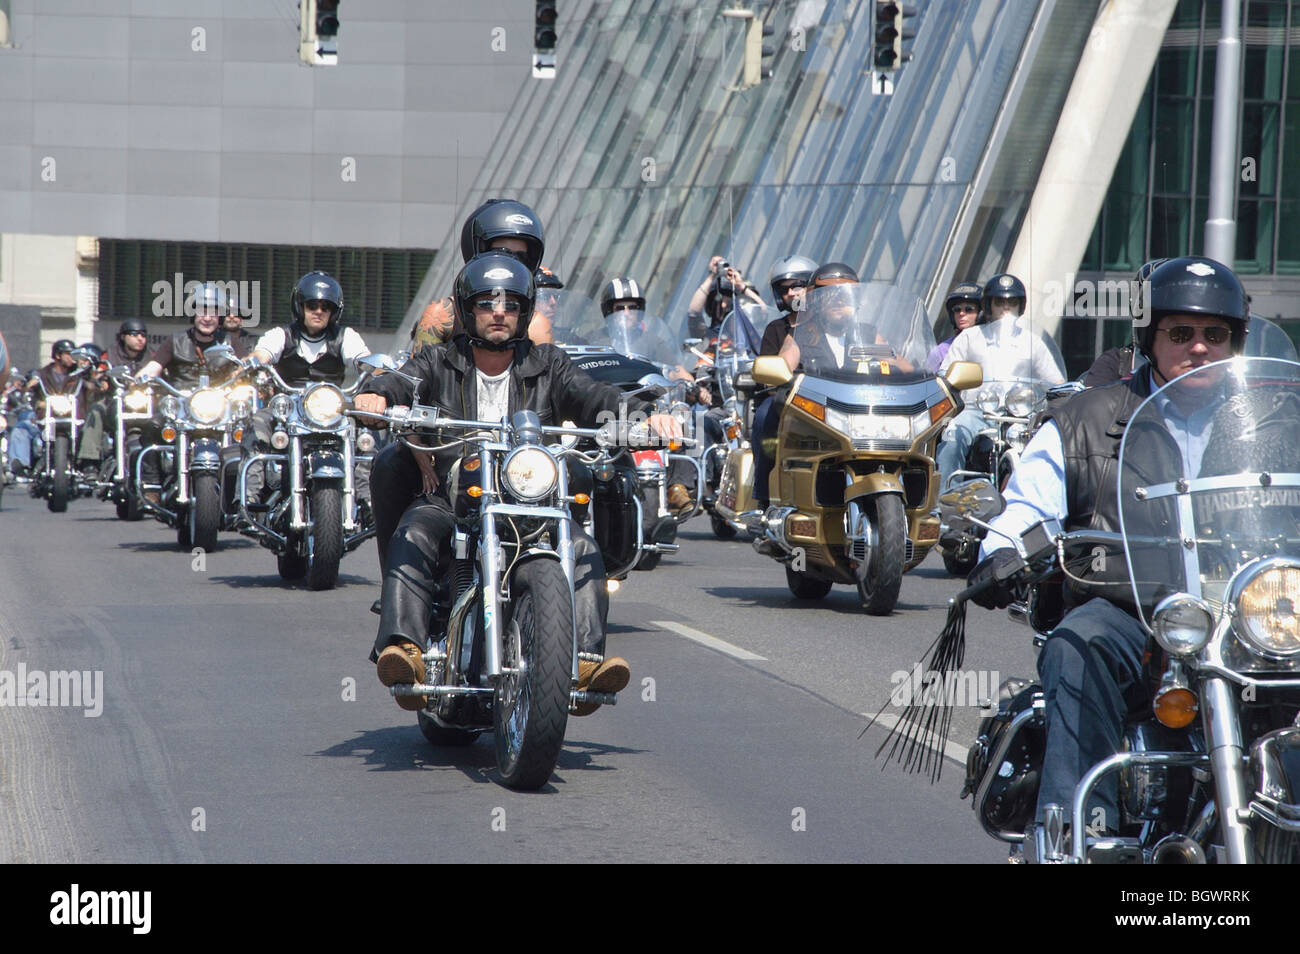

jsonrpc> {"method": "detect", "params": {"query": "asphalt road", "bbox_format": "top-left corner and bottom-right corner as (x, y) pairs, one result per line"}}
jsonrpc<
(0, 489), (1038, 863)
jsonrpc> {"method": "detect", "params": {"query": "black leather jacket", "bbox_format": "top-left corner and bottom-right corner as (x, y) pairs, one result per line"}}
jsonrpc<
(360, 337), (654, 482)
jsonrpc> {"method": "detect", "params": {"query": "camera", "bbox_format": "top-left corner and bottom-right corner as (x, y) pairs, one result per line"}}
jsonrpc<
(714, 260), (730, 277)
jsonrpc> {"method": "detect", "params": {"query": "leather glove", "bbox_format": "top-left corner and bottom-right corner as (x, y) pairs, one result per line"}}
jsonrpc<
(967, 548), (1025, 610)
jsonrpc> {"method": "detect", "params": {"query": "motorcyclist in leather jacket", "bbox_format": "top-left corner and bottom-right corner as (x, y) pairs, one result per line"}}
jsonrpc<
(965, 256), (1250, 839)
(354, 253), (683, 715)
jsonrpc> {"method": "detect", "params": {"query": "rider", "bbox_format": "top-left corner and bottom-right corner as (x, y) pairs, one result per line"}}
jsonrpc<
(412, 198), (556, 350)
(936, 272), (1066, 489)
(925, 281), (982, 372)
(686, 255), (766, 347)
(242, 271), (372, 502)
(777, 262), (912, 374)
(221, 296), (255, 359)
(353, 253), (682, 715)
(73, 341), (115, 475)
(966, 255), (1250, 840)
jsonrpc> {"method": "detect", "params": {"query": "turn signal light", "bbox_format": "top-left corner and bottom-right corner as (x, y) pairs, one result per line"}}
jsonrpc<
(1153, 687), (1199, 729)
(463, 457), (481, 471)
(573, 493), (590, 505)
(929, 398), (953, 424)
(467, 485), (483, 498)
(161, 426), (176, 442)
(667, 439), (682, 452)
(232, 427), (244, 443)
(791, 394), (825, 422)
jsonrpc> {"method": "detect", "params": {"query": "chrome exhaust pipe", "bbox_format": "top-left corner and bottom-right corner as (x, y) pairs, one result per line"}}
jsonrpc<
(1151, 834), (1207, 864)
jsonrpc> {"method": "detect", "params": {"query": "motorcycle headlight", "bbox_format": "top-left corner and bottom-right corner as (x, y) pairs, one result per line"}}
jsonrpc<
(976, 387), (1001, 415)
(1232, 560), (1300, 659)
(124, 388), (150, 412)
(302, 384), (344, 427)
(48, 395), (74, 416)
(227, 383), (257, 407)
(1153, 594), (1215, 657)
(825, 407), (911, 442)
(1006, 422), (1029, 449)
(502, 445), (558, 501)
(269, 393), (294, 421)
(1004, 385), (1037, 418)
(189, 388), (227, 424)
(160, 395), (182, 419)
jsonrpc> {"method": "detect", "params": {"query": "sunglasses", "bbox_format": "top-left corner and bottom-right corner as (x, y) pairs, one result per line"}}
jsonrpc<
(1157, 325), (1232, 345)
(951, 304), (977, 315)
(473, 298), (522, 313)
(609, 303), (638, 313)
(124, 331), (147, 337)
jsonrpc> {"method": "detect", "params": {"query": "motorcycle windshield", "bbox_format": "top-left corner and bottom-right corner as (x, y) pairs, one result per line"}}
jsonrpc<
(596, 311), (684, 370)
(1245, 314), (1300, 361)
(1119, 357), (1300, 629)
(792, 283), (936, 382)
(542, 291), (602, 347)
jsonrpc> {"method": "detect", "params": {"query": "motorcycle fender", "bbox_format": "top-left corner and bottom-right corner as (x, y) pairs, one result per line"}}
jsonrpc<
(844, 472), (904, 505)
(1250, 726), (1300, 823)
(309, 450), (346, 480)
(190, 439), (221, 472)
(715, 448), (753, 518)
(632, 449), (666, 470)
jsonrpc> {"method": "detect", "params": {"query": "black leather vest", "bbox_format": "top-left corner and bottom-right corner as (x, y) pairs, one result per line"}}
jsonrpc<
(1041, 369), (1153, 610)
(164, 330), (228, 388)
(275, 323), (346, 388)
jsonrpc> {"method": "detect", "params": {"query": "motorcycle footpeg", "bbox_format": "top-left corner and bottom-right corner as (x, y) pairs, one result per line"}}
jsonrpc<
(571, 689), (617, 708)
(643, 542), (679, 554)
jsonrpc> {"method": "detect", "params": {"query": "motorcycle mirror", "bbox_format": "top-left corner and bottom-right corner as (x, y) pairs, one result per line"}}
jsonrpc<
(945, 361), (983, 392)
(202, 343), (238, 364)
(559, 420), (579, 449)
(939, 478), (1005, 528)
(682, 337), (703, 350)
(1046, 381), (1085, 402)
(357, 353), (398, 373)
(751, 355), (793, 388)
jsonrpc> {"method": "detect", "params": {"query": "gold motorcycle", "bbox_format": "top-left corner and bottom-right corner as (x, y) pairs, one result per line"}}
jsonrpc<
(714, 282), (981, 614)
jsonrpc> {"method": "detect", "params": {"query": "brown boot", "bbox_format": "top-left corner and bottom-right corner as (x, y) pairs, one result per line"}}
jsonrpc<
(573, 656), (631, 717)
(376, 639), (427, 711)
(666, 483), (692, 514)
(144, 490), (162, 508)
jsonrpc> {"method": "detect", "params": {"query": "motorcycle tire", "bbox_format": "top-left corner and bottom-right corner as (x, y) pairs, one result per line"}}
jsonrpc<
(48, 434), (70, 513)
(710, 513), (738, 540)
(307, 485), (344, 591)
(856, 494), (906, 616)
(786, 566), (832, 600)
(417, 710), (477, 748)
(189, 473), (221, 553)
(494, 558), (572, 791)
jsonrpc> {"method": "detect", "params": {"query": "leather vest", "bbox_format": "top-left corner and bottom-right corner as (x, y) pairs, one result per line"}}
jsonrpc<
(276, 323), (346, 388)
(1040, 369), (1152, 611)
(165, 329), (228, 388)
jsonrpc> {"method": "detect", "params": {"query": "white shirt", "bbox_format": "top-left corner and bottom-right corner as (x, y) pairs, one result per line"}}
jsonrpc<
(256, 326), (370, 366)
(476, 367), (511, 423)
(941, 316), (1066, 394)
(826, 333), (845, 368)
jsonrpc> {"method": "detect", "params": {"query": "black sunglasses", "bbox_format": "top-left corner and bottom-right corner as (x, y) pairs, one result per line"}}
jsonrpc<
(1157, 325), (1231, 345)
(473, 297), (522, 313)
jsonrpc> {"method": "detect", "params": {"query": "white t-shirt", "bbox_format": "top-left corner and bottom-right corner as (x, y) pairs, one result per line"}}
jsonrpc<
(255, 326), (370, 366)
(476, 367), (511, 423)
(940, 316), (1066, 393)
(826, 333), (846, 368)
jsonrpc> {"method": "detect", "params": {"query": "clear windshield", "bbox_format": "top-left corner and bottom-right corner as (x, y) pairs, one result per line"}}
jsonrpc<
(1245, 315), (1299, 361)
(1119, 357), (1300, 626)
(790, 283), (935, 380)
(574, 309), (684, 370)
(542, 291), (602, 347)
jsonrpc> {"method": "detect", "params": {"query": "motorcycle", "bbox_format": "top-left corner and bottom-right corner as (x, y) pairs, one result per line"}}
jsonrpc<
(951, 357), (1300, 863)
(29, 354), (96, 513)
(91, 366), (157, 521)
(714, 282), (981, 614)
(234, 352), (380, 590)
(354, 401), (641, 789)
(135, 353), (258, 551)
(554, 300), (700, 571)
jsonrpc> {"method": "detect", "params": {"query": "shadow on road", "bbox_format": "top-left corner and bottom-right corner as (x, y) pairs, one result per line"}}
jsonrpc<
(701, 585), (929, 615)
(205, 571), (374, 590)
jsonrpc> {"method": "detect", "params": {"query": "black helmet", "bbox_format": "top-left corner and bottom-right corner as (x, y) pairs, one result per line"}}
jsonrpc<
(1136, 256), (1248, 359)
(600, 277), (646, 316)
(811, 262), (859, 286)
(944, 281), (983, 318)
(51, 338), (75, 358)
(768, 254), (817, 303)
(534, 266), (564, 290)
(459, 199), (545, 272)
(118, 317), (148, 340)
(453, 253), (536, 352)
(290, 271), (344, 330)
(981, 273), (1026, 322)
(77, 343), (105, 364)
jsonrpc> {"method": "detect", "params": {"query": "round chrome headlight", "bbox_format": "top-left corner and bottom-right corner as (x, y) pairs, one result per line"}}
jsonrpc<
(502, 446), (558, 501)
(48, 395), (74, 416)
(124, 388), (150, 412)
(976, 387), (1000, 414)
(1232, 560), (1300, 659)
(269, 393), (294, 421)
(160, 395), (182, 419)
(1004, 384), (1037, 418)
(189, 388), (227, 424)
(302, 384), (344, 427)
(227, 383), (257, 407)
(1152, 594), (1215, 657)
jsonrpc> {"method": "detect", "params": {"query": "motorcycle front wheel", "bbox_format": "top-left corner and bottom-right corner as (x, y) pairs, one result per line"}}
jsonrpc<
(48, 434), (70, 512)
(190, 473), (221, 553)
(494, 558), (572, 790)
(855, 495), (906, 616)
(307, 485), (343, 591)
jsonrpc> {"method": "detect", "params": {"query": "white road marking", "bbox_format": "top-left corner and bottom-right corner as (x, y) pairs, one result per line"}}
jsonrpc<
(650, 620), (768, 662)
(860, 711), (970, 766)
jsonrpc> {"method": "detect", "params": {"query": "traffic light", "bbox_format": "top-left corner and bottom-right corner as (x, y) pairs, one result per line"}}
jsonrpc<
(299, 0), (340, 65)
(741, 17), (777, 86)
(533, 2), (557, 79)
(873, 2), (914, 71)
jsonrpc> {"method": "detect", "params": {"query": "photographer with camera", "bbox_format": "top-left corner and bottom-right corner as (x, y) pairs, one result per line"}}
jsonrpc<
(686, 255), (766, 342)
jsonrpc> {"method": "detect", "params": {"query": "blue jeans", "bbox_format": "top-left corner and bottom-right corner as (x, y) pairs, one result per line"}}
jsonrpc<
(1035, 598), (1149, 830)
(936, 406), (985, 490)
(8, 411), (40, 469)
(749, 395), (780, 506)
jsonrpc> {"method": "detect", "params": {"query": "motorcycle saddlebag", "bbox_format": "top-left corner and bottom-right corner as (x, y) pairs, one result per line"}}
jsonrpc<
(962, 678), (1045, 841)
